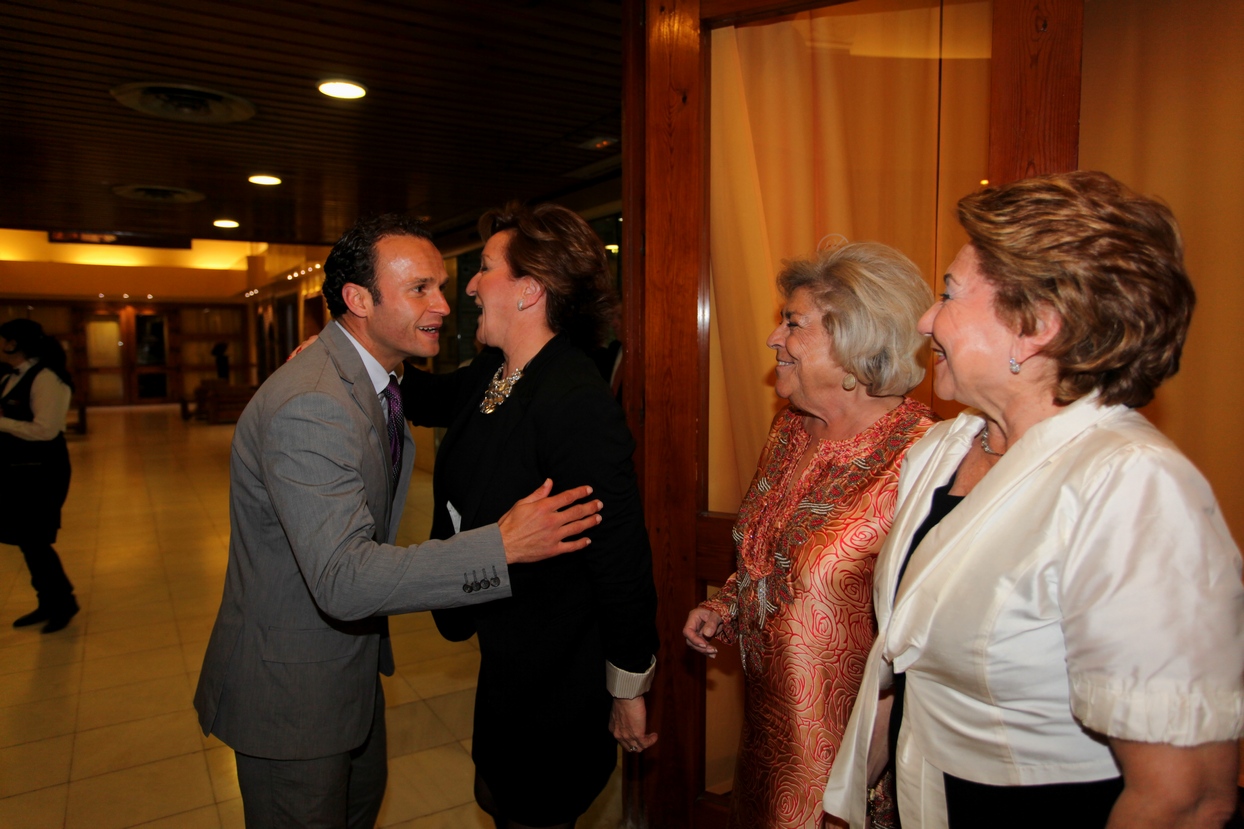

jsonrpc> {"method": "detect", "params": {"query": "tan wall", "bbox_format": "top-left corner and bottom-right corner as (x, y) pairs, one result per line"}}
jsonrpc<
(1080, 0), (1244, 544)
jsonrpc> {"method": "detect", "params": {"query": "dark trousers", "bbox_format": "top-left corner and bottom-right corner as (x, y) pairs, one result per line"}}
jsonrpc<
(20, 541), (75, 611)
(235, 684), (388, 829)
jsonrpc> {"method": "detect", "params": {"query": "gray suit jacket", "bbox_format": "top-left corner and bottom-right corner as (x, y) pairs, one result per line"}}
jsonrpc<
(194, 321), (509, 760)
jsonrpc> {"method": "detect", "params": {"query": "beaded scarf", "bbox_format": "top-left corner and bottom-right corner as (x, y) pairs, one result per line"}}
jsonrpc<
(726, 400), (929, 670)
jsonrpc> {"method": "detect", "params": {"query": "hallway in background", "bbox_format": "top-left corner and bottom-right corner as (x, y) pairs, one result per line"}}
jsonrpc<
(0, 406), (621, 828)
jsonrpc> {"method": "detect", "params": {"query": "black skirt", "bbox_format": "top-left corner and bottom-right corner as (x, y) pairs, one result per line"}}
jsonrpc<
(943, 773), (1124, 829)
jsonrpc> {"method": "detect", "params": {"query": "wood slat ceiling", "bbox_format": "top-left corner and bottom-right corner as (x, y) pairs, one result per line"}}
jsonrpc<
(0, 0), (624, 246)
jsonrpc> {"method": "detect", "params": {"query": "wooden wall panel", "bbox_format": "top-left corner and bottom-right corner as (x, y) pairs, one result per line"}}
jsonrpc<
(988, 0), (1084, 182)
(625, 0), (707, 825)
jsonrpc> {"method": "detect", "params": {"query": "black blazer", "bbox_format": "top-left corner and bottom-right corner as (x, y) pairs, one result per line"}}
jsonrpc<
(404, 334), (657, 669)
(403, 334), (658, 821)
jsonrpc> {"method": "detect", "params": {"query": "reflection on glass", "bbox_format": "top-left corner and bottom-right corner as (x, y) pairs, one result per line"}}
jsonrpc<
(86, 319), (122, 368)
(136, 315), (166, 366)
(88, 373), (124, 403)
(136, 372), (168, 399)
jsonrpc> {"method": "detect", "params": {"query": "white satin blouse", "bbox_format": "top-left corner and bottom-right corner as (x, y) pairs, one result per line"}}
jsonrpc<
(824, 394), (1244, 829)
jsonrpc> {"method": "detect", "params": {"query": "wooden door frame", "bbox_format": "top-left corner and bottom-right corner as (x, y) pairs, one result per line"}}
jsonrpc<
(621, 1), (1082, 825)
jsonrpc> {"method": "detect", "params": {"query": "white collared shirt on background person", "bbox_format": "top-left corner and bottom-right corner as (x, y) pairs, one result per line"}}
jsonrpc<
(0, 358), (72, 442)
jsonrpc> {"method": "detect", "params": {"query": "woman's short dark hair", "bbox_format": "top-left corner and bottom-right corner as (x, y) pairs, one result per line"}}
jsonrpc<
(323, 214), (433, 317)
(478, 202), (618, 350)
(0, 318), (74, 392)
(776, 242), (931, 397)
(958, 170), (1193, 408)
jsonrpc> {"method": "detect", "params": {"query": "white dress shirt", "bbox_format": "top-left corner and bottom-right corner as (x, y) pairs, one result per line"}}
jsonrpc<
(825, 394), (1244, 829)
(334, 322), (398, 423)
(0, 358), (72, 441)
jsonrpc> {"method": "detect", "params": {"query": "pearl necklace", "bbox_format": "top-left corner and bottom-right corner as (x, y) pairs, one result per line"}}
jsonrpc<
(479, 364), (523, 414)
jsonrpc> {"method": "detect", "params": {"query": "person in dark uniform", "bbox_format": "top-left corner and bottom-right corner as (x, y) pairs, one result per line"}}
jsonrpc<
(210, 341), (231, 380)
(0, 318), (78, 633)
(403, 202), (659, 829)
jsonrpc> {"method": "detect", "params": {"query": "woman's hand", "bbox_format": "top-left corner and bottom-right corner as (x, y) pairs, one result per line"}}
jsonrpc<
(1107, 739), (1238, 829)
(287, 334), (318, 361)
(610, 696), (658, 754)
(682, 607), (723, 657)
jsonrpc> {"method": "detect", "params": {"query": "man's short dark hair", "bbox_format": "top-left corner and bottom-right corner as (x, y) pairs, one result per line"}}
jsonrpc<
(322, 214), (433, 317)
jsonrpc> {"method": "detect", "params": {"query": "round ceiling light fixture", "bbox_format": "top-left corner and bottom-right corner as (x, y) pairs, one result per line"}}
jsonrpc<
(318, 79), (367, 99)
(111, 82), (255, 124)
(112, 184), (205, 204)
(214, 219), (240, 228)
(248, 175), (281, 186)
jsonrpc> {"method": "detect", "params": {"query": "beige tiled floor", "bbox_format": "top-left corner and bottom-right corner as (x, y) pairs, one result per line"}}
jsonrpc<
(0, 406), (621, 828)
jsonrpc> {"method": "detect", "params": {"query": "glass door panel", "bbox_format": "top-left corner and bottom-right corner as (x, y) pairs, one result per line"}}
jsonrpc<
(703, 0), (991, 799)
(85, 318), (125, 403)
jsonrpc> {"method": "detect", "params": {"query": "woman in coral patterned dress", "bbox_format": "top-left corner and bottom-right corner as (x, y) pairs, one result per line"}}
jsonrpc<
(684, 242), (936, 829)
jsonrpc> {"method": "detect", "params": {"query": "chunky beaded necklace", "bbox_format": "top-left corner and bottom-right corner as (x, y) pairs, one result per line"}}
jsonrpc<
(479, 364), (523, 414)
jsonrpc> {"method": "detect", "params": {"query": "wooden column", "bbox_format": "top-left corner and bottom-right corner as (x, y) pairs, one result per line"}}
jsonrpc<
(988, 0), (1084, 182)
(622, 0), (705, 826)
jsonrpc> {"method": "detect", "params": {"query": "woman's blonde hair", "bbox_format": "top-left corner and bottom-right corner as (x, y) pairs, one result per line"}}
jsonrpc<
(777, 242), (931, 397)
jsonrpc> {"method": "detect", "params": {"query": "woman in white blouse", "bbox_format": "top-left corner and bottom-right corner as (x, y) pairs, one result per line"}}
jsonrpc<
(823, 171), (1244, 829)
(0, 318), (78, 633)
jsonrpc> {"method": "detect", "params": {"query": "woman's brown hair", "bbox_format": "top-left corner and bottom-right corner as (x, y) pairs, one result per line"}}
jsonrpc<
(958, 170), (1194, 407)
(478, 202), (619, 350)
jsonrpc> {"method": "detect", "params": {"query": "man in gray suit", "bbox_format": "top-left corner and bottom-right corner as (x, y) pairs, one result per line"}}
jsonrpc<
(194, 215), (602, 829)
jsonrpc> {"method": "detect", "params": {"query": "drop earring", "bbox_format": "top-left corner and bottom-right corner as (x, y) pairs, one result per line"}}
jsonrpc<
(1009, 357), (1021, 375)
(517, 299), (524, 311)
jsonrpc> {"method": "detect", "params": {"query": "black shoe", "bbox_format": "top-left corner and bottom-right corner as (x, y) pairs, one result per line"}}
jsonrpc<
(13, 608), (51, 628)
(40, 600), (79, 634)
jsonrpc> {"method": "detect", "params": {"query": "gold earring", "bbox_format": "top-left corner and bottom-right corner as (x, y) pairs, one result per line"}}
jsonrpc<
(842, 373), (858, 391)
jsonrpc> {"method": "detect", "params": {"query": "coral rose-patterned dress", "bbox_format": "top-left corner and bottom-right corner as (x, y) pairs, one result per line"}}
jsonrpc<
(702, 399), (935, 829)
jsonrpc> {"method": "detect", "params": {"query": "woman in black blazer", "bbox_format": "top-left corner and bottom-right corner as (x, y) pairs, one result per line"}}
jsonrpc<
(403, 202), (659, 829)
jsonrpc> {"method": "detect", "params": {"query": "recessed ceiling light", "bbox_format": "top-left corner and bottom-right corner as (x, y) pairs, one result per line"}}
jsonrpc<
(147, 294), (154, 299)
(214, 219), (240, 228)
(579, 136), (619, 150)
(248, 175), (281, 186)
(123, 293), (129, 298)
(318, 79), (367, 99)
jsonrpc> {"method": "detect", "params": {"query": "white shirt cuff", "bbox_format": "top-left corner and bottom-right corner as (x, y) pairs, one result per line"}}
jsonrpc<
(606, 656), (656, 699)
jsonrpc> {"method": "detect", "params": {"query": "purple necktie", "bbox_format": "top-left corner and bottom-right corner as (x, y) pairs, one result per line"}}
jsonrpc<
(382, 376), (404, 485)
